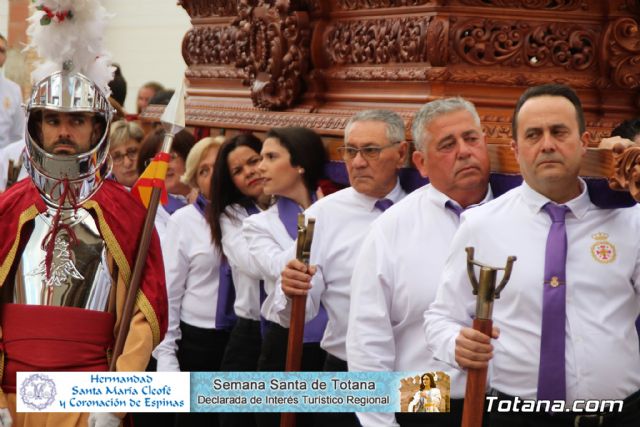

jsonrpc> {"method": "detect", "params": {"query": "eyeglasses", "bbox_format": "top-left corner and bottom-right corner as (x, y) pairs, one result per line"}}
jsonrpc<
(337, 142), (400, 160)
(111, 148), (138, 165)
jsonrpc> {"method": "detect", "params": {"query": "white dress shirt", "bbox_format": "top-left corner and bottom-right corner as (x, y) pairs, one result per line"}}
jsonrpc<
(347, 184), (491, 427)
(0, 139), (26, 192)
(153, 204), (222, 371)
(221, 203), (265, 321)
(242, 202), (298, 325)
(0, 75), (24, 150)
(273, 181), (406, 360)
(424, 180), (640, 404)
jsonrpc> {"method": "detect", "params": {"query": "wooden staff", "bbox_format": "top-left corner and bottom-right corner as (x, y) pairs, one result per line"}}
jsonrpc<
(461, 248), (516, 427)
(109, 84), (185, 371)
(280, 213), (315, 427)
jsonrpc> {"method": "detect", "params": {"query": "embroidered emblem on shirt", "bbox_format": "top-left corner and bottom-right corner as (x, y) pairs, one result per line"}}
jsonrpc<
(3, 96), (10, 110)
(590, 232), (616, 264)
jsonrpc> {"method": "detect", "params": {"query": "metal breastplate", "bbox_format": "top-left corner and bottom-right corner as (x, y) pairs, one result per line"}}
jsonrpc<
(13, 208), (115, 310)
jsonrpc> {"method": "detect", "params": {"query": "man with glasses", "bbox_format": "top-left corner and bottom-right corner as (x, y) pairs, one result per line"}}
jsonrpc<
(276, 109), (408, 427)
(346, 98), (491, 427)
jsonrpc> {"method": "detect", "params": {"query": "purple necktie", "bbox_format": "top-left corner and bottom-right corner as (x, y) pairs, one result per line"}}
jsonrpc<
(193, 194), (237, 330)
(445, 200), (464, 217)
(538, 203), (570, 401)
(375, 198), (394, 212)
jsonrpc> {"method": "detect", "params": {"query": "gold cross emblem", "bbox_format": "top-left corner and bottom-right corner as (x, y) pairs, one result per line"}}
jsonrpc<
(550, 276), (560, 287)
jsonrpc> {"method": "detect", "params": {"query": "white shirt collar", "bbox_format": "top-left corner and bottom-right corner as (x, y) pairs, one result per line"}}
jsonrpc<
(353, 179), (404, 212)
(428, 184), (493, 211)
(520, 177), (591, 220)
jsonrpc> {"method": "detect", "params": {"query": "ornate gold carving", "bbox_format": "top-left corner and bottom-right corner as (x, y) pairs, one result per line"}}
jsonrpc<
(457, 0), (585, 9)
(324, 17), (430, 65)
(179, 0), (237, 17)
(183, 26), (237, 66)
(605, 17), (640, 89)
(233, 0), (311, 109)
(452, 19), (596, 70)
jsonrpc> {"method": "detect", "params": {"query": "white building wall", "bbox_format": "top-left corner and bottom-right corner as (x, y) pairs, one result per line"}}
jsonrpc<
(103, 0), (191, 113)
(0, 1), (190, 108)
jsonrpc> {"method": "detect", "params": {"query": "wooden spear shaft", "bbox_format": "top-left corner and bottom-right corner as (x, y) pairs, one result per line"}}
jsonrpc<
(109, 130), (177, 371)
(460, 318), (493, 427)
(109, 185), (163, 371)
(281, 214), (315, 427)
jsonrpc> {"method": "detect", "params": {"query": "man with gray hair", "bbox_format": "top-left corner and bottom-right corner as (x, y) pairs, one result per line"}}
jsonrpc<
(346, 98), (491, 426)
(277, 109), (408, 427)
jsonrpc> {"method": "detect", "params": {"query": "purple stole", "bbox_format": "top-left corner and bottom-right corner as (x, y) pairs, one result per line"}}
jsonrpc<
(164, 193), (188, 215)
(277, 196), (328, 343)
(194, 194), (237, 330)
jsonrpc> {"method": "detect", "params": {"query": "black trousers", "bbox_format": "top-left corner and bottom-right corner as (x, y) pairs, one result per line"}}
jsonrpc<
(313, 354), (361, 427)
(174, 321), (230, 427)
(219, 317), (262, 427)
(489, 389), (640, 427)
(255, 322), (326, 427)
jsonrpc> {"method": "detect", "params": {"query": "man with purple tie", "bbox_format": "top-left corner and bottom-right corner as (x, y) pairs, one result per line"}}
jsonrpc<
(425, 84), (640, 426)
(347, 97), (492, 427)
(277, 109), (409, 427)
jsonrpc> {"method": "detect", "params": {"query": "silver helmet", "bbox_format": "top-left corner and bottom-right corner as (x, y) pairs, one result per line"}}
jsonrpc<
(24, 69), (114, 208)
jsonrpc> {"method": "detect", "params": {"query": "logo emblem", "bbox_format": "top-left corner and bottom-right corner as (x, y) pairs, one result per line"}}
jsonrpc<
(591, 232), (616, 264)
(19, 374), (57, 410)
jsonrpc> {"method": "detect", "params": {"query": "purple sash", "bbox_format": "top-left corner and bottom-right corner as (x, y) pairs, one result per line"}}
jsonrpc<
(194, 194), (237, 331)
(277, 197), (328, 343)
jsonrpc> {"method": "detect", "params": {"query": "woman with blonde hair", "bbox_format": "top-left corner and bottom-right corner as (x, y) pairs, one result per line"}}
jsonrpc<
(108, 119), (144, 187)
(153, 135), (228, 427)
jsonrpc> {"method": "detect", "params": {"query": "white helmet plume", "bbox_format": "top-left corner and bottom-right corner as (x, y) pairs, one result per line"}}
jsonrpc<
(26, 0), (114, 97)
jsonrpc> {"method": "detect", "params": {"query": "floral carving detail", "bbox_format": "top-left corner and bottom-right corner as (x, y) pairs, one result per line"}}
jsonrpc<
(318, 67), (449, 81)
(183, 26), (237, 66)
(447, 69), (601, 88)
(233, 0), (311, 109)
(179, 0), (238, 17)
(336, 0), (430, 9)
(452, 19), (596, 70)
(605, 17), (640, 89)
(324, 17), (430, 65)
(185, 68), (247, 80)
(457, 0), (585, 9)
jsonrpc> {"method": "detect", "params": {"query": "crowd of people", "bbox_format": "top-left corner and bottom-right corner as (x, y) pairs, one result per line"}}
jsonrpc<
(1, 23), (640, 427)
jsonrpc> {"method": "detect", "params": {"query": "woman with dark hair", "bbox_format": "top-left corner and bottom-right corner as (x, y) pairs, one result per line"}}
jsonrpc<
(208, 133), (270, 427)
(242, 127), (328, 427)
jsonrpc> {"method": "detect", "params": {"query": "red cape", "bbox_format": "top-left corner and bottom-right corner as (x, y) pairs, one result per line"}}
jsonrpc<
(0, 178), (167, 346)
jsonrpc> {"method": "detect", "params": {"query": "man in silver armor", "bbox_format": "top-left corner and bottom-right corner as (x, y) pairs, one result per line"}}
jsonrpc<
(0, 67), (168, 427)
